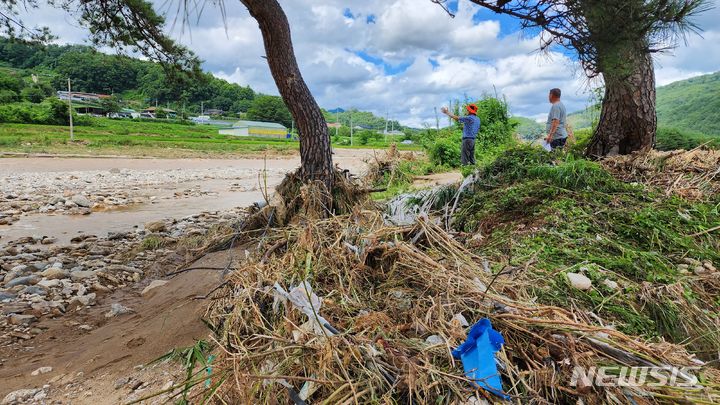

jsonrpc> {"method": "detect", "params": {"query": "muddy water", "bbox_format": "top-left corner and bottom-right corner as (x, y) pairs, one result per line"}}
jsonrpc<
(0, 150), (375, 245)
(0, 179), (273, 245)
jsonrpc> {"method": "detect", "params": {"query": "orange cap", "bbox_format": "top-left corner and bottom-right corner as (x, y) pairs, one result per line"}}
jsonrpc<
(466, 104), (478, 115)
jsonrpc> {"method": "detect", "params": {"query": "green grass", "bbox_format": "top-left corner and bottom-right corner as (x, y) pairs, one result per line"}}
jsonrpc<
(0, 118), (420, 157)
(454, 146), (720, 356)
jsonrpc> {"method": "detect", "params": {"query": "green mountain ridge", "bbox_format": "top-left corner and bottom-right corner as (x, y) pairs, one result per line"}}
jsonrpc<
(0, 37), (396, 130)
(568, 71), (720, 137)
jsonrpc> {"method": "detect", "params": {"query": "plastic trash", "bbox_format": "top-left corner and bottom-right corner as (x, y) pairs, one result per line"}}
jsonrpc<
(541, 140), (552, 151)
(452, 318), (509, 400)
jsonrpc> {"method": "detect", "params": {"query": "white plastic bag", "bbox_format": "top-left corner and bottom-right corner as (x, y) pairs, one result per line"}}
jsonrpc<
(541, 140), (552, 151)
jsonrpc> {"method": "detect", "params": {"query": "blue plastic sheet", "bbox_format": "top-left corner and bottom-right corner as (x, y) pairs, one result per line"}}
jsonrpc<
(452, 318), (509, 400)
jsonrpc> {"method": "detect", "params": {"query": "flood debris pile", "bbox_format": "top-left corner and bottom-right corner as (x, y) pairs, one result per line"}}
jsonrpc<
(205, 209), (720, 403)
(602, 147), (720, 200)
(448, 147), (720, 360)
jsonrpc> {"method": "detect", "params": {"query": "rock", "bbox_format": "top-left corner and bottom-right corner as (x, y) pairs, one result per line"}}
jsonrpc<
(21, 285), (47, 296)
(71, 194), (92, 208)
(105, 302), (132, 318)
(70, 271), (96, 282)
(78, 324), (93, 331)
(703, 261), (717, 272)
(567, 272), (592, 290)
(107, 264), (142, 274)
(602, 279), (619, 290)
(91, 282), (111, 293)
(5, 275), (39, 288)
(30, 366), (52, 376)
(107, 231), (129, 240)
(694, 266), (707, 275)
(68, 293), (96, 310)
(37, 279), (61, 288)
(425, 335), (444, 345)
(3, 265), (29, 283)
(40, 237), (57, 245)
(141, 280), (168, 295)
(144, 220), (166, 233)
(8, 314), (37, 326)
(114, 377), (129, 390)
(0, 291), (17, 300)
(451, 313), (469, 327)
(41, 267), (69, 280)
(2, 388), (41, 404)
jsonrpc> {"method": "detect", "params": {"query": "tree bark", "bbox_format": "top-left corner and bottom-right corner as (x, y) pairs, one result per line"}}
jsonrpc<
(240, 0), (334, 190)
(586, 51), (657, 157)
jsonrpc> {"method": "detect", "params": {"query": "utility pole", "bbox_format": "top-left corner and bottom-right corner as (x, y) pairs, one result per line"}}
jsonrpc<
(384, 110), (389, 144)
(434, 107), (440, 136)
(350, 113), (353, 146)
(67, 78), (74, 142)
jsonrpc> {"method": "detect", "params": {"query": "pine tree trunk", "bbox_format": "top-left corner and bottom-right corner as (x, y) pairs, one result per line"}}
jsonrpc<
(240, 0), (334, 190)
(586, 52), (657, 157)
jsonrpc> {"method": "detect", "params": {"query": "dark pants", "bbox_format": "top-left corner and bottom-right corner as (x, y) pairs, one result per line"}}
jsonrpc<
(550, 137), (567, 150)
(461, 138), (476, 165)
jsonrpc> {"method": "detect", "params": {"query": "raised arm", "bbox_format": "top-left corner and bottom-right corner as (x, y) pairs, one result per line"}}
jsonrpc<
(440, 107), (459, 121)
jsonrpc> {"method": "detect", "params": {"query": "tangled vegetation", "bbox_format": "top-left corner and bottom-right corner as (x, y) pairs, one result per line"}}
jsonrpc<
(453, 146), (720, 355)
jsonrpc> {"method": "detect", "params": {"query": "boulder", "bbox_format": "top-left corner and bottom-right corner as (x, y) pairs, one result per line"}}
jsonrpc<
(5, 275), (39, 288)
(71, 194), (91, 208)
(68, 293), (96, 310)
(141, 280), (168, 295)
(30, 366), (52, 376)
(41, 267), (69, 280)
(567, 272), (592, 290)
(144, 220), (166, 233)
(2, 388), (41, 405)
(8, 314), (37, 326)
(70, 271), (96, 282)
(602, 279), (619, 290)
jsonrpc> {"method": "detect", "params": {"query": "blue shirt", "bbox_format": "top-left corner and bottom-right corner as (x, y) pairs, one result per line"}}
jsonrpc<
(458, 115), (481, 139)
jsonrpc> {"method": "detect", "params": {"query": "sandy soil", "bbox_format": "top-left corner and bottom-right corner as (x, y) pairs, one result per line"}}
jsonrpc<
(0, 247), (241, 403)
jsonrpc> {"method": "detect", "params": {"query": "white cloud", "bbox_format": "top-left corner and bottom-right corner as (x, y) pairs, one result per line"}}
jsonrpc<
(11, 0), (720, 126)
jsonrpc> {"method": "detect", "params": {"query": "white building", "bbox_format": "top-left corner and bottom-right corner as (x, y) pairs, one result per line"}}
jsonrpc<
(219, 120), (288, 138)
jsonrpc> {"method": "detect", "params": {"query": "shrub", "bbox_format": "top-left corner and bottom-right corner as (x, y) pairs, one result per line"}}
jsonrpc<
(655, 126), (719, 151)
(427, 136), (461, 167)
(0, 89), (19, 104)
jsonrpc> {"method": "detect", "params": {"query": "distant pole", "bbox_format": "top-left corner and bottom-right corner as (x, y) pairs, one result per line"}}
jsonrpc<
(67, 78), (74, 142)
(434, 107), (440, 136)
(384, 110), (389, 144)
(201, 101), (204, 115)
(350, 114), (353, 146)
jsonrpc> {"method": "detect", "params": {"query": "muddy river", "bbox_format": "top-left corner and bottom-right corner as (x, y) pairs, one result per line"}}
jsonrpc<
(0, 149), (376, 245)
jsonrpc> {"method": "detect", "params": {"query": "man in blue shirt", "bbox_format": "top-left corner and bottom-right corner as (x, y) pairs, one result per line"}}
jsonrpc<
(441, 103), (481, 165)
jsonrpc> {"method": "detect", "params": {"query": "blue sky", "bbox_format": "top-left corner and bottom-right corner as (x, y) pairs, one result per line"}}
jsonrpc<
(16, 0), (720, 127)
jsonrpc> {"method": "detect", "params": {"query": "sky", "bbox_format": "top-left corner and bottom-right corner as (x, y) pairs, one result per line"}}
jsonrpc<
(15, 0), (720, 127)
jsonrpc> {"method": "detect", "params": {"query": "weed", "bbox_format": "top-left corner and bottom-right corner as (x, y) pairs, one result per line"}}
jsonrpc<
(141, 235), (165, 251)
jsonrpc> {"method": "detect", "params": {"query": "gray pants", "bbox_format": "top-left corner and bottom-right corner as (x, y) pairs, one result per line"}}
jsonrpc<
(461, 138), (476, 166)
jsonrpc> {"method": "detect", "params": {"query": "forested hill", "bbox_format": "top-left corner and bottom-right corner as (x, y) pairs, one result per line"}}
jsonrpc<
(568, 71), (720, 136)
(0, 37), (255, 115)
(656, 71), (720, 136)
(0, 37), (399, 129)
